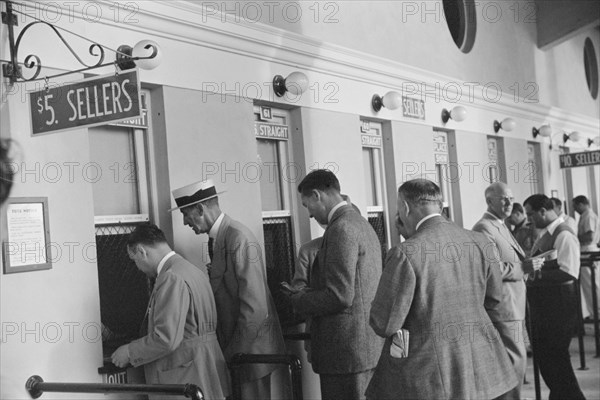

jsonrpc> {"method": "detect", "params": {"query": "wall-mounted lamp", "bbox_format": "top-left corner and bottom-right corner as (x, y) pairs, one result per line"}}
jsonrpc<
(493, 118), (516, 133)
(562, 131), (582, 144)
(0, 1), (161, 83)
(116, 40), (162, 71)
(371, 91), (402, 112)
(441, 106), (467, 123)
(588, 137), (600, 147)
(532, 125), (553, 139)
(272, 71), (309, 97)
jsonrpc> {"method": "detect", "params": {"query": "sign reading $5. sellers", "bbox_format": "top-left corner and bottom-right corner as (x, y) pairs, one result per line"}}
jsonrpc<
(29, 69), (141, 136)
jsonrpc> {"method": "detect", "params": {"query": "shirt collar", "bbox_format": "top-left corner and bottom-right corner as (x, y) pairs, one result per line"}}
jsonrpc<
(485, 211), (504, 223)
(416, 213), (441, 231)
(209, 213), (225, 238)
(328, 201), (348, 224)
(157, 251), (175, 276)
(542, 217), (562, 236)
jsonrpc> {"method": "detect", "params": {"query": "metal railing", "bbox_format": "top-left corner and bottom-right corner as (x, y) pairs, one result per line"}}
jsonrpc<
(25, 375), (204, 399)
(229, 353), (302, 400)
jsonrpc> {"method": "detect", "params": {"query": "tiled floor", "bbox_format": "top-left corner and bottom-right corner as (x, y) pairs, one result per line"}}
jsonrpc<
(522, 324), (600, 400)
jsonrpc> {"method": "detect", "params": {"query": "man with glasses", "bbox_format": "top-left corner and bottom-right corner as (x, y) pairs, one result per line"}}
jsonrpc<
(473, 182), (542, 400)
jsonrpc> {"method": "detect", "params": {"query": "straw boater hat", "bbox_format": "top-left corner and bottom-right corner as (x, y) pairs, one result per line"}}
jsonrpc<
(168, 179), (225, 212)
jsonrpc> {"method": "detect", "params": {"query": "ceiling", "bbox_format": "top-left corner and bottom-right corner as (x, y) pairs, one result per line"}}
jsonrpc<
(536, 0), (600, 50)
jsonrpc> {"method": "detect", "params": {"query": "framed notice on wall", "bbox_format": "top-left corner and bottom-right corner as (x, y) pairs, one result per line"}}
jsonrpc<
(2, 197), (52, 274)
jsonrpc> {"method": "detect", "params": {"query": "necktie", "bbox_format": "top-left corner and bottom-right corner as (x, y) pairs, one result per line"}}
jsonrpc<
(208, 237), (214, 261)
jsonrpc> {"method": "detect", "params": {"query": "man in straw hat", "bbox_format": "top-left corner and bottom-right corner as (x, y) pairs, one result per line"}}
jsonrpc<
(169, 179), (285, 400)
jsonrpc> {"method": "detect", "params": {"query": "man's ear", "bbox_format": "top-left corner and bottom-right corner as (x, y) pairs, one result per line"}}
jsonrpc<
(312, 189), (322, 201)
(137, 244), (148, 258)
(403, 200), (411, 216)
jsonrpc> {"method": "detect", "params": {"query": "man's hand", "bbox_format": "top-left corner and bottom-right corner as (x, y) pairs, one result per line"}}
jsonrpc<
(522, 258), (544, 274)
(111, 345), (131, 368)
(280, 282), (300, 298)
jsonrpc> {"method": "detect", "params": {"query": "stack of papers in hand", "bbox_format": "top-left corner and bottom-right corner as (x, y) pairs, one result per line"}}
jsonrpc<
(390, 328), (409, 358)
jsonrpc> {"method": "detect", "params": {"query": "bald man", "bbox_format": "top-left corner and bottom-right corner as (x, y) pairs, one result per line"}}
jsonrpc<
(472, 182), (542, 400)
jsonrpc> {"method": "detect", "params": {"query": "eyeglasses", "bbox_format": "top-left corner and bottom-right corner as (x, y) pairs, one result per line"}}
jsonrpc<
(493, 196), (514, 203)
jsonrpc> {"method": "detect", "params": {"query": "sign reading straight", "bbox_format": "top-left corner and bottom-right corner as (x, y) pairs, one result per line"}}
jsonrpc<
(29, 69), (141, 135)
(559, 150), (600, 169)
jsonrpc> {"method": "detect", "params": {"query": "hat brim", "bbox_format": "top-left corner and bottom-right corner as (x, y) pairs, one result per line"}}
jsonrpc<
(167, 191), (226, 212)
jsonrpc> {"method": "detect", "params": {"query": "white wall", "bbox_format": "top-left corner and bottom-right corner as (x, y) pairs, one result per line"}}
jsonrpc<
(454, 130), (493, 229)
(0, 77), (104, 398)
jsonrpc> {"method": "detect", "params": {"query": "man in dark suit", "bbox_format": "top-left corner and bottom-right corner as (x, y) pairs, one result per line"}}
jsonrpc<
(171, 180), (286, 400)
(111, 224), (230, 400)
(472, 182), (541, 400)
(524, 194), (586, 400)
(290, 169), (383, 400)
(367, 179), (518, 400)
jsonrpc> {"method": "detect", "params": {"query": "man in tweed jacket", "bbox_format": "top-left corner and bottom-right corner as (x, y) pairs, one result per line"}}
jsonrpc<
(291, 169), (384, 400)
(367, 179), (518, 400)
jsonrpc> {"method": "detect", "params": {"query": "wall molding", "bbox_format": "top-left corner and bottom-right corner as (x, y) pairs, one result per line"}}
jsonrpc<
(5, 1), (599, 141)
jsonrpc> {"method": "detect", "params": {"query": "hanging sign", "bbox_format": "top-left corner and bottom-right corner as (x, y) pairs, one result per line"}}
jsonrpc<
(29, 69), (141, 135)
(559, 150), (600, 169)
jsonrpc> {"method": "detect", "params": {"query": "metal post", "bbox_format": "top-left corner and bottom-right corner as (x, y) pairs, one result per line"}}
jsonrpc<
(576, 279), (588, 370)
(526, 298), (541, 400)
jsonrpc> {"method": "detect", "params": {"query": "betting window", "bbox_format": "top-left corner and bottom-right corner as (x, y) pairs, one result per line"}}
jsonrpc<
(527, 142), (544, 195)
(360, 119), (390, 260)
(89, 91), (156, 365)
(433, 130), (455, 220)
(254, 106), (298, 327)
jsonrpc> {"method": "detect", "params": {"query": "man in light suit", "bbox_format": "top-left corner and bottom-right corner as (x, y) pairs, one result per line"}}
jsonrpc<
(472, 182), (542, 400)
(111, 224), (230, 400)
(367, 179), (518, 400)
(290, 169), (384, 400)
(171, 180), (286, 400)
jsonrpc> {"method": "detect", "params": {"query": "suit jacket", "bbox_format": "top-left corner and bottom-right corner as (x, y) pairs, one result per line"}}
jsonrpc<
(128, 254), (230, 400)
(291, 204), (384, 374)
(473, 213), (527, 321)
(209, 215), (285, 382)
(367, 216), (518, 400)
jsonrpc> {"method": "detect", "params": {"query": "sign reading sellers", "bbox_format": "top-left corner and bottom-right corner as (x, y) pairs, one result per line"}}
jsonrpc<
(29, 69), (141, 135)
(559, 150), (600, 169)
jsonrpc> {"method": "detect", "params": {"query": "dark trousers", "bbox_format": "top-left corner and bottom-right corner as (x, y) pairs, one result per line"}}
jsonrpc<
(320, 369), (375, 400)
(527, 282), (586, 400)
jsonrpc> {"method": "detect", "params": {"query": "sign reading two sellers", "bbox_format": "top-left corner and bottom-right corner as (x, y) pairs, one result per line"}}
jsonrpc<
(29, 70), (141, 135)
(559, 150), (600, 169)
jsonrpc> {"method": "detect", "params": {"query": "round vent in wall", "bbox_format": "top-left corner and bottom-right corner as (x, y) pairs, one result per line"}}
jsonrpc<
(442, 0), (477, 54)
(584, 37), (599, 100)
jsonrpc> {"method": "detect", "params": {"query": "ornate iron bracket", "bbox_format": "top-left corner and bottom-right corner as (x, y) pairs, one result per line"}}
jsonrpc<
(1, 0), (158, 83)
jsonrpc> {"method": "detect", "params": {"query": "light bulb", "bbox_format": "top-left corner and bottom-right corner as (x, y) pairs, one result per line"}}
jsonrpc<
(501, 118), (516, 132)
(285, 72), (309, 95)
(450, 106), (467, 122)
(382, 91), (402, 110)
(132, 40), (162, 70)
